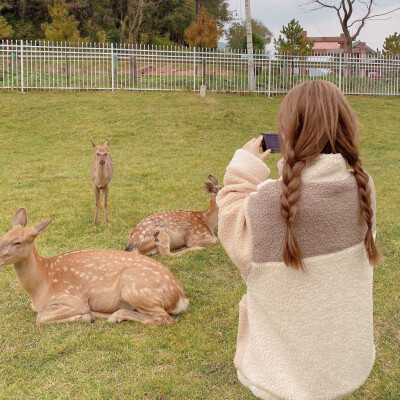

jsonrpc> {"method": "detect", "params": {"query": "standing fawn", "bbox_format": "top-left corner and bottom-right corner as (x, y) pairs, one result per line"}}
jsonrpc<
(125, 175), (222, 257)
(91, 139), (114, 224)
(0, 208), (189, 326)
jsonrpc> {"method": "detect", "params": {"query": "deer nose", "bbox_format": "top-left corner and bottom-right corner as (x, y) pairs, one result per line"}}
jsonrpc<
(100, 160), (105, 165)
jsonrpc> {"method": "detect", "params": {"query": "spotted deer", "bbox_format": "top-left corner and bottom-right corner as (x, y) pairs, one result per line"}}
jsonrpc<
(91, 139), (114, 224)
(0, 208), (189, 326)
(125, 175), (222, 257)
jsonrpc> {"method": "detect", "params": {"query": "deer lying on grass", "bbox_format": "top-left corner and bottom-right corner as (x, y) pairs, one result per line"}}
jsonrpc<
(0, 208), (189, 326)
(91, 139), (114, 225)
(125, 175), (221, 257)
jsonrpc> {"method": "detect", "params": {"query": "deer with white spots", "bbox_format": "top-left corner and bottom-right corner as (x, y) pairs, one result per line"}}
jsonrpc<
(125, 175), (222, 257)
(0, 208), (189, 326)
(91, 139), (114, 225)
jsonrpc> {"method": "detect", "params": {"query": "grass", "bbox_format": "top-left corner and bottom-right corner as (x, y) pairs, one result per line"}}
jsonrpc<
(0, 90), (399, 399)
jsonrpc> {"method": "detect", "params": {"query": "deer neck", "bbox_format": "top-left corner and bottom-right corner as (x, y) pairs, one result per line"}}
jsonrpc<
(203, 194), (219, 233)
(94, 162), (109, 182)
(14, 248), (48, 303)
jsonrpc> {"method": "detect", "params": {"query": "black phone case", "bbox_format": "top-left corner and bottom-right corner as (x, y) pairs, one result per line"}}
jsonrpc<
(261, 133), (280, 152)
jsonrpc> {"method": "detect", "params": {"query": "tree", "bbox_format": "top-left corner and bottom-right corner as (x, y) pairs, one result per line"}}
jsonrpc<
(0, 7), (14, 39)
(241, 32), (267, 52)
(0, 0), (49, 40)
(140, 0), (194, 45)
(184, 8), (222, 48)
(41, 1), (82, 42)
(274, 19), (314, 55)
(126, 0), (145, 45)
(194, 0), (231, 24)
(382, 32), (400, 56)
(227, 18), (272, 50)
(306, 0), (400, 55)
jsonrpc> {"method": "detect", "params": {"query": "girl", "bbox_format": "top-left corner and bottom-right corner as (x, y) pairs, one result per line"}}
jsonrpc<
(217, 80), (382, 400)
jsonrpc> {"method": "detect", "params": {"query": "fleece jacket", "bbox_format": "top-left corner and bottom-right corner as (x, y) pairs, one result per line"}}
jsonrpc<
(217, 149), (376, 400)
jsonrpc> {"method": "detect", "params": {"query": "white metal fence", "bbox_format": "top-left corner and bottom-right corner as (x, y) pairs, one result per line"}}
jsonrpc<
(1, 40), (399, 96)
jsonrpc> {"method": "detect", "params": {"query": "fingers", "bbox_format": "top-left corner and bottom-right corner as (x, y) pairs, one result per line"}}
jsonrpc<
(243, 136), (271, 161)
(260, 149), (271, 161)
(255, 135), (264, 146)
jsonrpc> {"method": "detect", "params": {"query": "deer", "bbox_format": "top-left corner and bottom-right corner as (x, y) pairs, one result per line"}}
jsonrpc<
(91, 139), (114, 225)
(125, 175), (222, 257)
(0, 208), (189, 326)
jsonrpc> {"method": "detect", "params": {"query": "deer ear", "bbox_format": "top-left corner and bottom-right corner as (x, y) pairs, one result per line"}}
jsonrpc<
(208, 175), (219, 186)
(91, 140), (96, 148)
(13, 208), (27, 227)
(204, 182), (214, 193)
(33, 217), (55, 237)
(104, 139), (110, 148)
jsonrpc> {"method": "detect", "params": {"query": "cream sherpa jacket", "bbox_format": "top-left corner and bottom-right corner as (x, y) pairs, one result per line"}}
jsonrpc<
(217, 149), (376, 400)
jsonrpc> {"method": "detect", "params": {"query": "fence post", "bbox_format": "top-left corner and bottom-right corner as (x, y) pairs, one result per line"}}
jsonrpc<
(193, 47), (196, 92)
(65, 53), (69, 88)
(130, 44), (138, 87)
(202, 48), (207, 87)
(20, 40), (24, 92)
(111, 43), (114, 91)
(268, 50), (272, 97)
(338, 52), (342, 92)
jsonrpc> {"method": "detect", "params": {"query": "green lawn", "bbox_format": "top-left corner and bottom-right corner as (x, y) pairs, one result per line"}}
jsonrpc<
(0, 90), (399, 399)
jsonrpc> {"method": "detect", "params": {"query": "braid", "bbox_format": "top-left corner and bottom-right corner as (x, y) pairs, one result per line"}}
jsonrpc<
(349, 158), (383, 266)
(280, 158), (307, 270)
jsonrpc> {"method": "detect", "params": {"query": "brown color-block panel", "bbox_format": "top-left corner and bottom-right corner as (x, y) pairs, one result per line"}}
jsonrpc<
(248, 176), (374, 263)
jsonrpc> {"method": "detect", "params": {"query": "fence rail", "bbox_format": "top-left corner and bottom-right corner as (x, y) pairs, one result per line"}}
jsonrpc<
(1, 40), (399, 96)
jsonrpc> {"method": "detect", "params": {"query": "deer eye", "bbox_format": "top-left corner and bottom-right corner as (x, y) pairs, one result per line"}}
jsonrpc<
(12, 242), (22, 247)
(96, 153), (100, 156)
(104, 153), (108, 156)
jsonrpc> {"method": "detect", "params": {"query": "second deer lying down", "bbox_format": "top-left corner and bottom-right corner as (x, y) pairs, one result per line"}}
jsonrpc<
(0, 208), (188, 326)
(125, 175), (222, 257)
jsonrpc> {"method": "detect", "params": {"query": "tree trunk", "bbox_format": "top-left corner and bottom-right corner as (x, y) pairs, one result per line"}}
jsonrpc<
(345, 37), (354, 90)
(245, 0), (255, 91)
(127, 0), (144, 45)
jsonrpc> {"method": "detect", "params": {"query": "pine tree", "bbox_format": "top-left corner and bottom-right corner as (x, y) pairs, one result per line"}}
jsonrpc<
(382, 32), (400, 56)
(184, 9), (223, 48)
(274, 19), (314, 55)
(41, 1), (82, 42)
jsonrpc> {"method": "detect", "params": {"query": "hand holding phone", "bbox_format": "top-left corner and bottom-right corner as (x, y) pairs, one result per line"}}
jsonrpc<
(242, 136), (271, 161)
(261, 133), (280, 153)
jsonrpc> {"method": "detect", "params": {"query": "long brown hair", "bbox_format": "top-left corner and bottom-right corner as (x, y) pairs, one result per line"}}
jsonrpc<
(277, 80), (382, 270)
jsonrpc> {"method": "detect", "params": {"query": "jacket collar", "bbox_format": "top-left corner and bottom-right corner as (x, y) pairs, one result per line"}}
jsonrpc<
(277, 153), (350, 183)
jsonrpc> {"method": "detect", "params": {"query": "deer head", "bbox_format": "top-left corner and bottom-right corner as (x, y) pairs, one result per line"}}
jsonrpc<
(91, 139), (110, 166)
(0, 208), (54, 266)
(204, 175), (222, 194)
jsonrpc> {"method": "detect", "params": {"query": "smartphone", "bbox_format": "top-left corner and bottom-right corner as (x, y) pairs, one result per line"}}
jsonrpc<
(261, 133), (280, 152)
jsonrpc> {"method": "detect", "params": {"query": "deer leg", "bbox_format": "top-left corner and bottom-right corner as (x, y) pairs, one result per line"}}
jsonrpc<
(93, 186), (100, 225)
(153, 230), (174, 256)
(187, 234), (219, 248)
(153, 231), (196, 257)
(102, 184), (110, 223)
(163, 233), (218, 256)
(92, 311), (113, 319)
(36, 297), (93, 325)
(108, 308), (175, 326)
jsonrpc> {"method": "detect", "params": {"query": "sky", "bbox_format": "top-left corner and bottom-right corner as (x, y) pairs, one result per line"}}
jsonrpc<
(227, 0), (400, 51)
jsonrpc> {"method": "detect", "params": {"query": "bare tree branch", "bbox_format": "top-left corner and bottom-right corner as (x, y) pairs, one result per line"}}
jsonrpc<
(305, 0), (400, 53)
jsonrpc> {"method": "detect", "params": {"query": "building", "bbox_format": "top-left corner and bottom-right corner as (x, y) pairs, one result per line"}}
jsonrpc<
(302, 31), (375, 56)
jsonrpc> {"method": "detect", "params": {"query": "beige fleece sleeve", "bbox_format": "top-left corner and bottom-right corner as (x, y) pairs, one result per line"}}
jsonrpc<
(217, 149), (270, 281)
